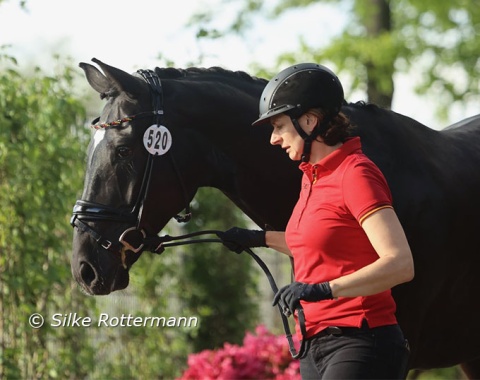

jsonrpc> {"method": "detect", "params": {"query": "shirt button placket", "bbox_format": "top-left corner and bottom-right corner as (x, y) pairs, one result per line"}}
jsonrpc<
(296, 180), (311, 227)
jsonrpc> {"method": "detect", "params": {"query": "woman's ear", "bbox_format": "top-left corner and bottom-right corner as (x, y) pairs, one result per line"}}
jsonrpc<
(305, 112), (320, 132)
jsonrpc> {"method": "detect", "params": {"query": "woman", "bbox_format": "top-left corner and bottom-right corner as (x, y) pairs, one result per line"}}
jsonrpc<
(217, 63), (414, 379)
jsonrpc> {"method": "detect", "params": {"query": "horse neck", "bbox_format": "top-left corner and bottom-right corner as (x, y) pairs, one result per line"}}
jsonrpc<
(208, 125), (301, 230)
(207, 128), (301, 230)
(163, 75), (301, 230)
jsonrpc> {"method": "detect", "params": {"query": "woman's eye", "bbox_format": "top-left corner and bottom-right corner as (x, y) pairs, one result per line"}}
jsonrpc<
(116, 146), (132, 158)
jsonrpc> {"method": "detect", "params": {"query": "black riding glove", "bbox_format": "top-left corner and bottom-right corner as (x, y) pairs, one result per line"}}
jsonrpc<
(272, 281), (333, 315)
(216, 227), (267, 253)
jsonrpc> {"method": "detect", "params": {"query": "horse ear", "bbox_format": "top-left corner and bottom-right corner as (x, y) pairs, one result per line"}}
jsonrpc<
(89, 58), (144, 99)
(79, 61), (112, 95)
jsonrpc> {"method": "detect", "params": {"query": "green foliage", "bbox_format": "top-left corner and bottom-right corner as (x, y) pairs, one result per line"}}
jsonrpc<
(190, 0), (480, 119)
(392, 1), (480, 119)
(82, 274), (194, 379)
(319, 0), (480, 116)
(407, 366), (466, 380)
(0, 52), (95, 378)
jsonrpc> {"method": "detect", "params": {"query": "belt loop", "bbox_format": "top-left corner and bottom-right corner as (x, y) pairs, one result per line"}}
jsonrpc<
(361, 319), (370, 329)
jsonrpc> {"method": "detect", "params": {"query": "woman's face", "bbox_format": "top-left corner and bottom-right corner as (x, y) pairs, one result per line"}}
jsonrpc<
(270, 114), (308, 161)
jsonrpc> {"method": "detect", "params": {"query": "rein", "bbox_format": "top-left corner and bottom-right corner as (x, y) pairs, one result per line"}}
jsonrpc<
(155, 229), (308, 359)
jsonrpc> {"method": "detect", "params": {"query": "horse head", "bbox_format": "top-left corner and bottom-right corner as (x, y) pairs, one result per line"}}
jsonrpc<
(71, 59), (215, 295)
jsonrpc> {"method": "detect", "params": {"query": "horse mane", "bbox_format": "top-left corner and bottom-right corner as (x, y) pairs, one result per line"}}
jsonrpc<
(147, 70), (424, 131)
(345, 100), (381, 110)
(344, 100), (429, 127)
(150, 69), (388, 115)
(154, 66), (267, 85)
(151, 67), (423, 130)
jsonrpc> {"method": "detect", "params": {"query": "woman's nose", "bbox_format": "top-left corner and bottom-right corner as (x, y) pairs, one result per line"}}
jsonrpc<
(270, 132), (281, 146)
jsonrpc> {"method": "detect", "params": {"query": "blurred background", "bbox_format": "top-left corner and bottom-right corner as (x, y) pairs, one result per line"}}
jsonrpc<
(1, 0), (478, 378)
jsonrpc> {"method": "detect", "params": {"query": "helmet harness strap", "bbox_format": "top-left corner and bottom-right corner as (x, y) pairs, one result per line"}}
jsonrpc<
(291, 114), (334, 162)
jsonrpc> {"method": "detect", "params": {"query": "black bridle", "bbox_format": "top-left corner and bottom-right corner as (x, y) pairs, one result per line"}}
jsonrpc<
(71, 69), (308, 359)
(70, 69), (192, 256)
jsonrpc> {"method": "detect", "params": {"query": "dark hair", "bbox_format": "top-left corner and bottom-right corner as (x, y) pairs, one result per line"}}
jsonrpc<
(308, 109), (355, 146)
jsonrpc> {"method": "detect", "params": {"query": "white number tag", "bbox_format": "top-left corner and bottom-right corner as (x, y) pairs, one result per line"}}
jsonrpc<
(143, 125), (172, 156)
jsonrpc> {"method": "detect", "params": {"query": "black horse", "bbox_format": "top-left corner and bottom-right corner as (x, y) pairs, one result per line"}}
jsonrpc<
(71, 59), (480, 376)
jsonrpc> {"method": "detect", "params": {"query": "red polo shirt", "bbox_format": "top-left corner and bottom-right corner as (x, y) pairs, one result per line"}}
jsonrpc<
(285, 137), (397, 339)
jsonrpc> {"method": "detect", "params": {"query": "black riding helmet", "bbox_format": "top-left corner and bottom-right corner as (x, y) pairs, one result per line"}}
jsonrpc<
(252, 63), (344, 126)
(252, 63), (344, 162)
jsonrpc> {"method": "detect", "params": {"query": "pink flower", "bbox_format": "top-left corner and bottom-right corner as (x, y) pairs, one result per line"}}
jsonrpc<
(178, 325), (301, 380)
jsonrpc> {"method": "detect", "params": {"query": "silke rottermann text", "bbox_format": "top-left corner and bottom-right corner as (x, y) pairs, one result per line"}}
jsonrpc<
(50, 313), (199, 328)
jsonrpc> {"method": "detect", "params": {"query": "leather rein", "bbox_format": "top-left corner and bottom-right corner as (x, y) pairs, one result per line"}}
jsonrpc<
(70, 69), (308, 359)
(160, 229), (309, 359)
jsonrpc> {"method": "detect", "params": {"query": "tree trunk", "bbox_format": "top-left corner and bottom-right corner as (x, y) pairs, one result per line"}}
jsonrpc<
(362, 0), (394, 108)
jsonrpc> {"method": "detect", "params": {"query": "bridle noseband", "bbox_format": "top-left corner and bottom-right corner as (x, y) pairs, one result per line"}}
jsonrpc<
(70, 69), (191, 257)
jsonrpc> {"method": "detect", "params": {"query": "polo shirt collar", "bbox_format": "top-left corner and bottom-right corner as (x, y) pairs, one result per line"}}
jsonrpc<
(299, 137), (362, 174)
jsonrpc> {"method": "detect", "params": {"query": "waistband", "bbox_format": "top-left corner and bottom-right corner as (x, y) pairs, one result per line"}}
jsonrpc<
(311, 320), (401, 340)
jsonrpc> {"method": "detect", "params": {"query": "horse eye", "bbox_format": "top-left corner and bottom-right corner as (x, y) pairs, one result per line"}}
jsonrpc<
(116, 146), (132, 158)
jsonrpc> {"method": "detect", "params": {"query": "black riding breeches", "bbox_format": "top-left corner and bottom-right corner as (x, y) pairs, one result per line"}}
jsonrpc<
(299, 323), (410, 379)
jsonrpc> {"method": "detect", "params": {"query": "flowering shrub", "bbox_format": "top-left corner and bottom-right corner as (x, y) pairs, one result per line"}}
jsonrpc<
(178, 325), (301, 380)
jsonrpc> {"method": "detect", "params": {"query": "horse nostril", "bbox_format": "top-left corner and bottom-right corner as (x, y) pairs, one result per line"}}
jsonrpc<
(80, 261), (97, 286)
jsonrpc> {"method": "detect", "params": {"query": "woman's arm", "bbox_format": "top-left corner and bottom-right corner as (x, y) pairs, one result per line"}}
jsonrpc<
(329, 207), (414, 298)
(265, 231), (292, 257)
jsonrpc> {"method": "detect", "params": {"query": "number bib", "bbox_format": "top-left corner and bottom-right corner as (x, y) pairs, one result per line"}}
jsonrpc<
(143, 125), (172, 155)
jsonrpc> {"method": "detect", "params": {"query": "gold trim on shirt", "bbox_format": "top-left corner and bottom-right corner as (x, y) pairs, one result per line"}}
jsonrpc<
(359, 205), (393, 225)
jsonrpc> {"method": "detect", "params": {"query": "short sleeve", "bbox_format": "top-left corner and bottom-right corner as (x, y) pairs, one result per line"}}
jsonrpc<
(343, 159), (392, 223)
